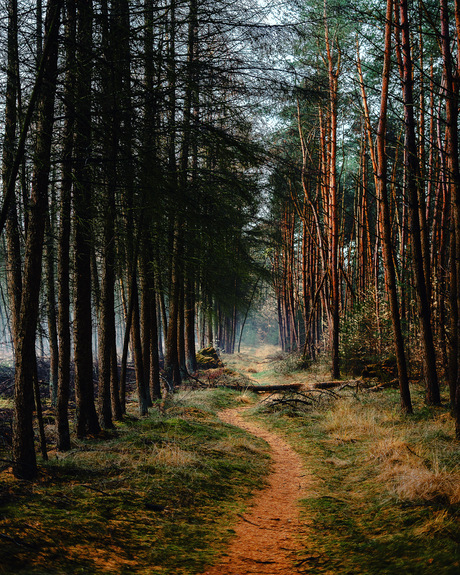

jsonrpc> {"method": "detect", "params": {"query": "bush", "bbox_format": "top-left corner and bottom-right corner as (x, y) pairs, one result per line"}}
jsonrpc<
(340, 291), (394, 377)
(273, 352), (312, 374)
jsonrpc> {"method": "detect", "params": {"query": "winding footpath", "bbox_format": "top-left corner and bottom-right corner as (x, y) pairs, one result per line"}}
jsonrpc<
(202, 406), (307, 575)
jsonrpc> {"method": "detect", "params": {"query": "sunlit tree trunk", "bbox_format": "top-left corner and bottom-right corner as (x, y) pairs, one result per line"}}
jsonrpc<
(324, 2), (340, 378)
(377, 0), (413, 413)
(399, 0), (439, 405)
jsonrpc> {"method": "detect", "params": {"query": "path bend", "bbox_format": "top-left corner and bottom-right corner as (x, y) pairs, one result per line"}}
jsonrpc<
(202, 407), (307, 575)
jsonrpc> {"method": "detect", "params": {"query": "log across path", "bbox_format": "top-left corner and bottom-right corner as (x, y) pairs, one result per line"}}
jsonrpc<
(202, 406), (307, 575)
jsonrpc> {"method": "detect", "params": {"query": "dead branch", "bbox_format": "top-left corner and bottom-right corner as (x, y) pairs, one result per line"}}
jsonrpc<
(270, 397), (313, 407)
(306, 388), (340, 398)
(312, 379), (362, 390)
(366, 379), (399, 392)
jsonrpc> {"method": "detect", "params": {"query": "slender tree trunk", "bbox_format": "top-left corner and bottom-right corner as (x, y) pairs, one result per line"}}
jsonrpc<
(399, 0), (440, 405)
(184, 275), (197, 371)
(13, 0), (62, 478)
(165, 221), (183, 388)
(139, 248), (153, 406)
(375, 0), (412, 413)
(2, 0), (22, 346)
(45, 209), (58, 406)
(440, 0), (460, 434)
(73, 0), (100, 438)
(324, 3), (341, 378)
(131, 270), (149, 414)
(56, 0), (75, 451)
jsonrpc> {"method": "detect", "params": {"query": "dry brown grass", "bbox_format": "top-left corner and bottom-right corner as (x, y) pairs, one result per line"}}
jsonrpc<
(234, 392), (254, 404)
(322, 400), (391, 441)
(317, 393), (460, 507)
(376, 459), (460, 503)
(375, 444), (460, 505)
(323, 457), (353, 468)
(153, 444), (198, 467)
(369, 437), (416, 464)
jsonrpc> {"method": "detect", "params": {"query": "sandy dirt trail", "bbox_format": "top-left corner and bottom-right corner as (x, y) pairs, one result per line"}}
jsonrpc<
(202, 406), (307, 575)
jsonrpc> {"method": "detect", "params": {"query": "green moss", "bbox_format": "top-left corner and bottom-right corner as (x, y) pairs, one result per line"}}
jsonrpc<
(0, 389), (269, 575)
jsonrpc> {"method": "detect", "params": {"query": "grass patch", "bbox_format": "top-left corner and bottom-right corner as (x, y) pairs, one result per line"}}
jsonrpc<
(251, 385), (460, 574)
(0, 388), (269, 574)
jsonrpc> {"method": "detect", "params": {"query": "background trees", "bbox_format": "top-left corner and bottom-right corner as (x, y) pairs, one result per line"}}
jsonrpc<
(0, 0), (269, 477)
(266, 0), (460, 430)
(1, 0), (460, 478)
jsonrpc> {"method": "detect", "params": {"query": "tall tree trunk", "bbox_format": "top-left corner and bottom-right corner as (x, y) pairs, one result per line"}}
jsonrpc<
(13, 0), (62, 478)
(2, 0), (22, 344)
(56, 0), (75, 451)
(440, 0), (460, 434)
(73, 0), (100, 438)
(399, 0), (440, 405)
(97, 0), (120, 429)
(375, 0), (412, 413)
(324, 3), (341, 378)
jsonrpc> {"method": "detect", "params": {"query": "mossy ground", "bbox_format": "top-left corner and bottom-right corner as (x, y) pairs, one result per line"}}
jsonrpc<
(0, 387), (269, 575)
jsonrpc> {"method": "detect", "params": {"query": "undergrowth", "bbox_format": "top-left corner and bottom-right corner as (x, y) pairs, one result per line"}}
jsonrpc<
(251, 385), (460, 574)
(3, 348), (460, 574)
(0, 387), (269, 575)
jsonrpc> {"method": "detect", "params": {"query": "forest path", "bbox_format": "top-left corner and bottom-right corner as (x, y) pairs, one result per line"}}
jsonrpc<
(202, 404), (308, 575)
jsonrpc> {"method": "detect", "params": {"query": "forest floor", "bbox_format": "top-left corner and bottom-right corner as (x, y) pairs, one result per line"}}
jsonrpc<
(1, 347), (460, 574)
(209, 346), (460, 575)
(201, 405), (308, 574)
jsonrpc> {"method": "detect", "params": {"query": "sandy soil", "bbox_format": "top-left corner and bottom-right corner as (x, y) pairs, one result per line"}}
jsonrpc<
(202, 406), (307, 575)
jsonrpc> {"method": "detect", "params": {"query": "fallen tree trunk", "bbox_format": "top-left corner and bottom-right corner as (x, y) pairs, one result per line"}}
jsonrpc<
(312, 380), (345, 389)
(221, 383), (304, 393)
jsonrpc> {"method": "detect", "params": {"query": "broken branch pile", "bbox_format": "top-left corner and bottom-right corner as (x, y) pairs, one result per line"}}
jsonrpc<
(259, 388), (339, 415)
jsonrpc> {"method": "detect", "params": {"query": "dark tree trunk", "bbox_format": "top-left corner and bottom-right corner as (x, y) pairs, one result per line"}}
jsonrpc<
(140, 248), (153, 406)
(2, 0), (22, 345)
(130, 269), (149, 415)
(13, 0), (61, 478)
(184, 276), (197, 372)
(56, 0), (75, 451)
(73, 0), (100, 438)
(45, 209), (59, 407)
(378, 0), (412, 413)
(440, 0), (460, 435)
(165, 221), (182, 389)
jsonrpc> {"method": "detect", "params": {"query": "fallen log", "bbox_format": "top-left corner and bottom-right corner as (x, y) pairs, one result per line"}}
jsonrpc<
(313, 380), (361, 390)
(312, 380), (344, 389)
(220, 382), (304, 393)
